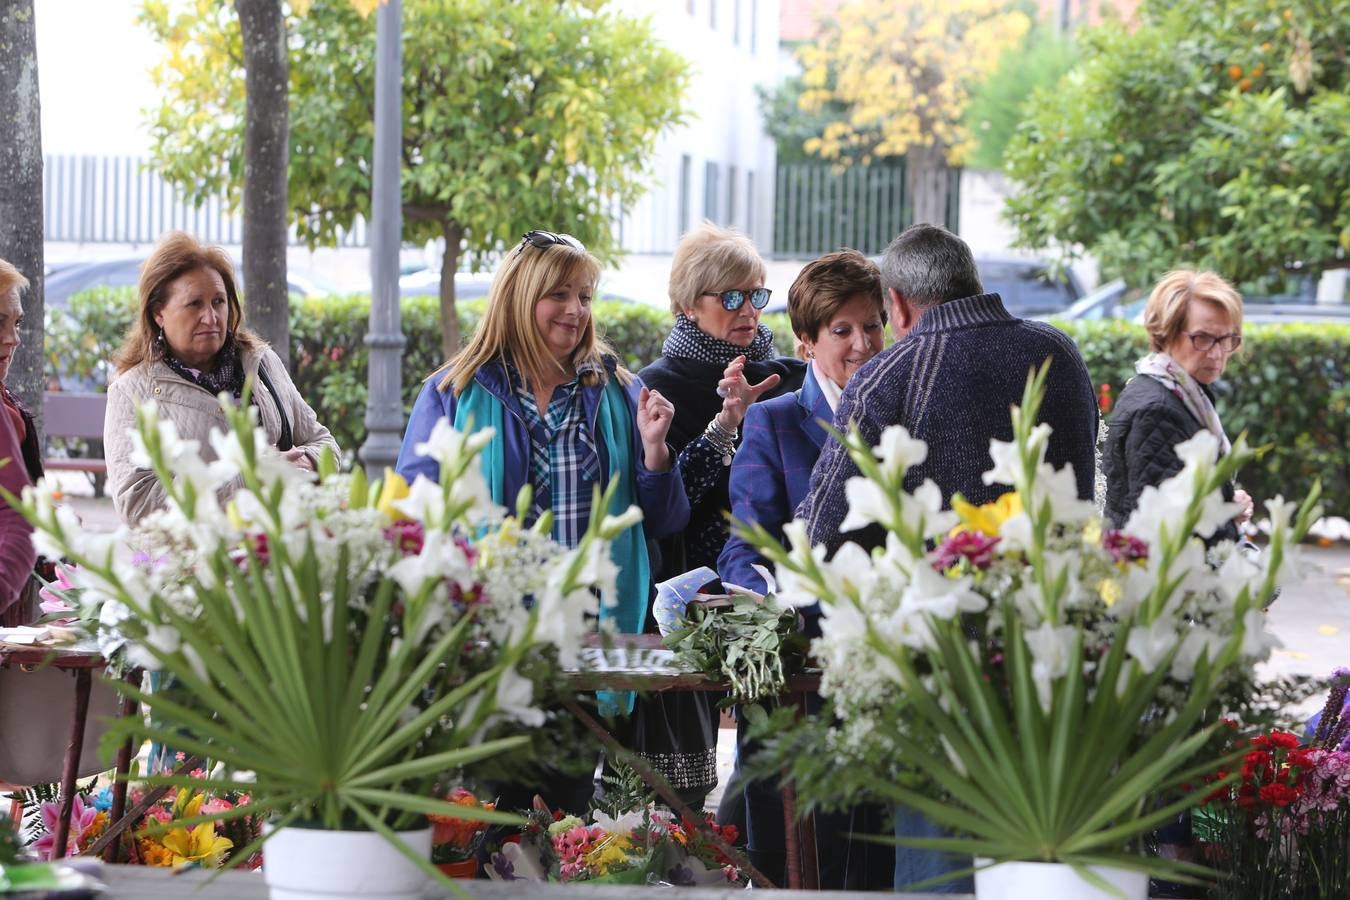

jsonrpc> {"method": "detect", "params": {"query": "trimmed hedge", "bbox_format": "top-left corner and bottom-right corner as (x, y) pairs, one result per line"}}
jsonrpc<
(44, 290), (1347, 514)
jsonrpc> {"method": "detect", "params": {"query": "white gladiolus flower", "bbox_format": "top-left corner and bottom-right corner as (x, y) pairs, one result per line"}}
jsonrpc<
(388, 530), (467, 596)
(1171, 626), (1227, 682)
(1028, 463), (1096, 524)
(874, 425), (927, 478)
(1240, 609), (1282, 660)
(1024, 621), (1077, 711)
(840, 477), (893, 532)
(1173, 431), (1220, 469)
(493, 667), (545, 727)
(906, 479), (958, 539)
(415, 418), (489, 468)
(600, 504), (644, 536)
(1126, 617), (1180, 674)
(391, 475), (447, 524)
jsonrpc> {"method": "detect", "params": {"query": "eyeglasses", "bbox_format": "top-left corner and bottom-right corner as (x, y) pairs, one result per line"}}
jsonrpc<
(514, 230), (585, 257)
(1183, 331), (1242, 353)
(701, 288), (772, 311)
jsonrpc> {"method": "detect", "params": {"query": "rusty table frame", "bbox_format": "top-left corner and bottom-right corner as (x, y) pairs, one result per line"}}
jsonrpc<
(564, 633), (822, 890)
(0, 645), (139, 861)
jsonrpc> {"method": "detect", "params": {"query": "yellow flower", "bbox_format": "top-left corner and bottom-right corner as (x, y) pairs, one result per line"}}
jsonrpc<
(160, 823), (234, 868)
(1099, 578), (1121, 609)
(376, 468), (411, 521)
(138, 838), (175, 867)
(951, 491), (1022, 537)
(584, 834), (634, 875)
(226, 499), (251, 530)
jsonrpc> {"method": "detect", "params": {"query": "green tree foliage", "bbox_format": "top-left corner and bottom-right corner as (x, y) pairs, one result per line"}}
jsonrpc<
(139, 0), (689, 356)
(963, 25), (1076, 171)
(1004, 0), (1350, 287)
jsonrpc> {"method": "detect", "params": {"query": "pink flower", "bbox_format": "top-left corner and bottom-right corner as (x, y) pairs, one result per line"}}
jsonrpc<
(32, 794), (98, 860)
(384, 520), (425, 557)
(933, 531), (1001, 571)
(200, 797), (235, 816)
(1103, 530), (1149, 564)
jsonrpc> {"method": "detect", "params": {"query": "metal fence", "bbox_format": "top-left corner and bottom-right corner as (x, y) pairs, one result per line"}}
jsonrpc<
(771, 161), (960, 258)
(42, 154), (367, 247)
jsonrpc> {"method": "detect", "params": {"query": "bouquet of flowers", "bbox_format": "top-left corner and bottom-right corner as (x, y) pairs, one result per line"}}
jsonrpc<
(487, 799), (744, 886)
(737, 363), (1321, 888)
(429, 788), (497, 877)
(1195, 671), (1350, 899)
(3, 390), (639, 885)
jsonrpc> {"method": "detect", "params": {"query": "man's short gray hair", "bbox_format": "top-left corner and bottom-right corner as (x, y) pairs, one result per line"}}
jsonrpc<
(879, 223), (983, 309)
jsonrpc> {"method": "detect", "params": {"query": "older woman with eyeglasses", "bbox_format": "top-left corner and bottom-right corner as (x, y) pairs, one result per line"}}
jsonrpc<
(633, 222), (806, 811)
(1103, 269), (1253, 541)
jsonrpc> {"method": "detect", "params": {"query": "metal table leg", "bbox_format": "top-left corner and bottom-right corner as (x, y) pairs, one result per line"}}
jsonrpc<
(52, 668), (92, 858)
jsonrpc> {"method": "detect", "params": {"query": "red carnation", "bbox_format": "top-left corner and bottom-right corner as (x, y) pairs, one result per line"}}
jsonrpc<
(1257, 783), (1299, 808)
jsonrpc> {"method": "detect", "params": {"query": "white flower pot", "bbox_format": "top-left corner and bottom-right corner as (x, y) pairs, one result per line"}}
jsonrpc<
(263, 824), (432, 900)
(974, 858), (1148, 900)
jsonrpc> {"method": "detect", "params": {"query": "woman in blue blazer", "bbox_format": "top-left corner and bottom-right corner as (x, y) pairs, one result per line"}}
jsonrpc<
(717, 250), (889, 890)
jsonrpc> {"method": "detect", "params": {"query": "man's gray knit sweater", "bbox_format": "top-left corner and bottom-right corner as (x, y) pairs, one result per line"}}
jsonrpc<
(799, 292), (1100, 554)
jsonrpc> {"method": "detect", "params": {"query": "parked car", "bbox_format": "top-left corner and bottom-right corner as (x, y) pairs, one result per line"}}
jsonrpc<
(43, 256), (344, 309)
(1059, 276), (1350, 325)
(837, 254), (1083, 318)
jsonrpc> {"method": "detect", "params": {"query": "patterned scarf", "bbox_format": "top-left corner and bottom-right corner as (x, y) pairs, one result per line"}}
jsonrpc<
(661, 313), (776, 365)
(161, 335), (246, 398)
(1136, 352), (1231, 455)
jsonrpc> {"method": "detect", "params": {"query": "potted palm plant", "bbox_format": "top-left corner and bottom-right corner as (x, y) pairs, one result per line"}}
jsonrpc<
(738, 363), (1320, 898)
(10, 395), (635, 899)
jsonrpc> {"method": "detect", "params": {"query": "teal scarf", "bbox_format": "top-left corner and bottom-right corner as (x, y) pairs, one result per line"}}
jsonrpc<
(454, 373), (649, 715)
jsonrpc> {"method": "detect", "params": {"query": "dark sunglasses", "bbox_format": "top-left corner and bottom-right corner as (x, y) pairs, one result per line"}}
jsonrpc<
(514, 229), (585, 257)
(701, 288), (772, 311)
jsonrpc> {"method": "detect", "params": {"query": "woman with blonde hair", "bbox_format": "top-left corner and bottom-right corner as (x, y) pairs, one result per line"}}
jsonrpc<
(396, 229), (689, 812)
(1103, 269), (1254, 540)
(104, 231), (338, 526)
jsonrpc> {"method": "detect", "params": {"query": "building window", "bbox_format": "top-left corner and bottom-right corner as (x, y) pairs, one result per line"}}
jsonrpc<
(679, 155), (692, 235)
(727, 166), (738, 227)
(733, 0), (741, 45)
(746, 170), (755, 236)
(704, 161), (720, 222)
(709, 0), (716, 31)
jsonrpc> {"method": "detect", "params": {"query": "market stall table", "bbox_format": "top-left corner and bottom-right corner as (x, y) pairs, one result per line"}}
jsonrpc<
(0, 642), (139, 860)
(564, 634), (822, 890)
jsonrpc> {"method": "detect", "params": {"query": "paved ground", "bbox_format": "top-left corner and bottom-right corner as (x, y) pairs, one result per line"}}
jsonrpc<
(51, 470), (1349, 815)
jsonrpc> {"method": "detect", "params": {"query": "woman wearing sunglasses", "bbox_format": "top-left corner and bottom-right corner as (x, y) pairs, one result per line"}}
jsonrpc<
(633, 222), (806, 811)
(1103, 269), (1254, 541)
(396, 230), (690, 811)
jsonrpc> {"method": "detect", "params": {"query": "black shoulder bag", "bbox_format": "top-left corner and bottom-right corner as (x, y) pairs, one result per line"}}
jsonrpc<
(256, 362), (294, 452)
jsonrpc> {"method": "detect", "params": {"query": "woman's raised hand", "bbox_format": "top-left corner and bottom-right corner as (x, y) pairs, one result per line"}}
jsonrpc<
(637, 386), (675, 472)
(715, 355), (780, 431)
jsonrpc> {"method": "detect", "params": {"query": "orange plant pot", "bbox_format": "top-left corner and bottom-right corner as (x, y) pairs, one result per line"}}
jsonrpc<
(436, 858), (479, 880)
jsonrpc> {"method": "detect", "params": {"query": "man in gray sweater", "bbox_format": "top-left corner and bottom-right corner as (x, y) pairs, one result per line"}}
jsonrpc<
(797, 224), (1100, 892)
(799, 223), (1099, 556)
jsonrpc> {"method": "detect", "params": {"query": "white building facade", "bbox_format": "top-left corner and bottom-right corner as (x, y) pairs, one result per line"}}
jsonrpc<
(612, 0), (780, 254)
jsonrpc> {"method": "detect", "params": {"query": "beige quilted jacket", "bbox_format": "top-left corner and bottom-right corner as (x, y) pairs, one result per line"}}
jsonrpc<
(104, 344), (339, 526)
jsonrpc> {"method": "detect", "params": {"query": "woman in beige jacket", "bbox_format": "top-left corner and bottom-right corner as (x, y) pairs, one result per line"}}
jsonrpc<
(104, 232), (339, 526)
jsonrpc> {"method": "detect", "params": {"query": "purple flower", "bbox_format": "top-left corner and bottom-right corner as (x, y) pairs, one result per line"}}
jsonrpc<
(1314, 668), (1350, 749)
(1102, 530), (1149, 564)
(384, 519), (425, 557)
(490, 851), (518, 880)
(933, 531), (1000, 571)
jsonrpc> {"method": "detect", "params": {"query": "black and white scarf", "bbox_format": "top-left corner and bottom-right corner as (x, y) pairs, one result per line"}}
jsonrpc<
(660, 314), (776, 365)
(161, 335), (246, 398)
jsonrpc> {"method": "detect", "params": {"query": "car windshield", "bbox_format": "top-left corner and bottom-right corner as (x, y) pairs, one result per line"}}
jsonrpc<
(980, 262), (1075, 316)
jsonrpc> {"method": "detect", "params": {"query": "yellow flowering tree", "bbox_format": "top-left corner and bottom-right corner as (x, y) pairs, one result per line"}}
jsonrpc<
(795, 0), (1030, 225)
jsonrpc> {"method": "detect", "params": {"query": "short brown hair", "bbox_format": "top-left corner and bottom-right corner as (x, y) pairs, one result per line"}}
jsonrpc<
(0, 258), (29, 298)
(113, 231), (261, 373)
(1142, 269), (1243, 353)
(667, 222), (767, 316)
(787, 250), (885, 341)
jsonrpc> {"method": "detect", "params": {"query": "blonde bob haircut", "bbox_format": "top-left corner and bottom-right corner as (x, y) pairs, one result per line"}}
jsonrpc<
(113, 231), (261, 374)
(667, 222), (767, 317)
(438, 240), (622, 396)
(0, 258), (30, 298)
(1142, 269), (1244, 353)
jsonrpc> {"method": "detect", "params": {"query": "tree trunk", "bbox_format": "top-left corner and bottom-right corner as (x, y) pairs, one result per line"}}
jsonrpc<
(907, 143), (950, 231)
(236, 0), (290, 367)
(439, 223), (464, 360)
(0, 1), (45, 437)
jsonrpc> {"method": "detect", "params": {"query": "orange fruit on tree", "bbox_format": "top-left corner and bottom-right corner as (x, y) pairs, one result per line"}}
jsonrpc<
(1228, 64), (1243, 79)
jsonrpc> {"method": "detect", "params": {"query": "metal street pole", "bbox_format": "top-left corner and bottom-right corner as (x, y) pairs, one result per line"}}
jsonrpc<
(360, 0), (406, 470)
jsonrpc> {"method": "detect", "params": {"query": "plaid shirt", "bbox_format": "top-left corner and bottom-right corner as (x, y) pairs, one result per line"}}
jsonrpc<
(509, 361), (603, 549)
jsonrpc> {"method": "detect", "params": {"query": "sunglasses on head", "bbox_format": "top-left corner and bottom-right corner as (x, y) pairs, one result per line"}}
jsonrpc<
(514, 230), (585, 257)
(701, 288), (772, 311)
